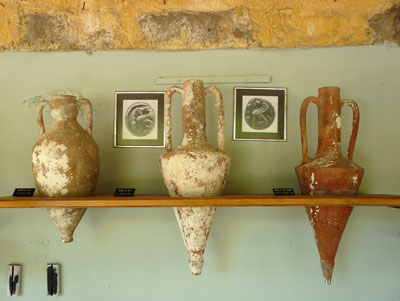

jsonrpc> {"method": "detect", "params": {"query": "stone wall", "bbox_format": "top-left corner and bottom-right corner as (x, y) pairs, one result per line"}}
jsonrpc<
(1, 0), (399, 51)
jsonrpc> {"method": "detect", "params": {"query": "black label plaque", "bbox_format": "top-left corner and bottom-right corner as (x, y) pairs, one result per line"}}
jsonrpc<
(114, 188), (135, 197)
(13, 188), (35, 197)
(273, 188), (295, 196)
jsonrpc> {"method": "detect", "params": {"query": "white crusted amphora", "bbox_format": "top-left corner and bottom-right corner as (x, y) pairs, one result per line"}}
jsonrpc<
(159, 80), (230, 275)
(32, 95), (100, 243)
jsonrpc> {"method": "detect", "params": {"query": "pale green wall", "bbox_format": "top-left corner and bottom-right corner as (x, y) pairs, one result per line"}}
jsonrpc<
(0, 46), (399, 300)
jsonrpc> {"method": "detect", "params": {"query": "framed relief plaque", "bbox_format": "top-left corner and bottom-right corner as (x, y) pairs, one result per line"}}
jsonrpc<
(233, 87), (287, 141)
(114, 92), (165, 147)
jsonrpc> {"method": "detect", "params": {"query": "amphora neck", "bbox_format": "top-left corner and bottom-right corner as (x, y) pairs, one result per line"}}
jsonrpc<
(316, 87), (343, 157)
(181, 80), (207, 147)
(49, 95), (80, 121)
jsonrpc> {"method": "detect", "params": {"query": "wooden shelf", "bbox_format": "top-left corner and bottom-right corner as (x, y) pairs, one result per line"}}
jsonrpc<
(0, 194), (399, 208)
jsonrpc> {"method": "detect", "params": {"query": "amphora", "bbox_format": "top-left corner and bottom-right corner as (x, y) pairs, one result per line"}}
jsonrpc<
(159, 80), (230, 275)
(295, 87), (364, 284)
(32, 95), (100, 243)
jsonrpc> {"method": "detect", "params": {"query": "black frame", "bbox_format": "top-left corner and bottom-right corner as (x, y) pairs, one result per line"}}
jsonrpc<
(233, 87), (287, 141)
(114, 91), (165, 147)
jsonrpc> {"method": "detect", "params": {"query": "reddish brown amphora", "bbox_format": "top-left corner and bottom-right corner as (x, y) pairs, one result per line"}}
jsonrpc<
(295, 87), (364, 284)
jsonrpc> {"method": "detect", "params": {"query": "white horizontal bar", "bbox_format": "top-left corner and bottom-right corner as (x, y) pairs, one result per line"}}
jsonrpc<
(155, 75), (271, 85)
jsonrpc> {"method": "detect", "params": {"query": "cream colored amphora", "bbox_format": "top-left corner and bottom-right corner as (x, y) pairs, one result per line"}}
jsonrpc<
(159, 80), (230, 275)
(32, 95), (100, 243)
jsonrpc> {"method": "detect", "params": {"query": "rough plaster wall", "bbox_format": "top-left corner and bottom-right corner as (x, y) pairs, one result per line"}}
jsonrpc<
(0, 0), (400, 51)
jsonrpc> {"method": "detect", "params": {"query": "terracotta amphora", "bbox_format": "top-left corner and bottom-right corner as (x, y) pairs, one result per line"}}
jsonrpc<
(32, 95), (100, 243)
(295, 87), (364, 284)
(159, 79), (230, 275)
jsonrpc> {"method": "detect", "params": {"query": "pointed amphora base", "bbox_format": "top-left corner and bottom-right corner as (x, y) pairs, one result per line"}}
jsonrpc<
(47, 208), (86, 243)
(296, 159), (364, 284)
(306, 205), (353, 284)
(174, 206), (216, 275)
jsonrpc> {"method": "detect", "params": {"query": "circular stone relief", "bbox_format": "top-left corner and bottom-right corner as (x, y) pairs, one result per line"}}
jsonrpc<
(244, 98), (276, 130)
(125, 102), (155, 137)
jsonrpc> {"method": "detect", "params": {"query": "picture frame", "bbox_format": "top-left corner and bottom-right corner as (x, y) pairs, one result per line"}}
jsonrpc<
(114, 91), (165, 147)
(233, 87), (287, 141)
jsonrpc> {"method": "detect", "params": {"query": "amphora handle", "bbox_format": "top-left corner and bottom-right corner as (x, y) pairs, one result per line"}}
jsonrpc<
(300, 96), (319, 163)
(341, 99), (360, 161)
(205, 86), (225, 151)
(78, 98), (93, 136)
(165, 86), (184, 151)
(36, 100), (51, 137)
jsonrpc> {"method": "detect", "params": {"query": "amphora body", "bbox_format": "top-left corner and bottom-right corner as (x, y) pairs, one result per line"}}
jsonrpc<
(32, 95), (100, 243)
(159, 80), (230, 275)
(295, 87), (364, 284)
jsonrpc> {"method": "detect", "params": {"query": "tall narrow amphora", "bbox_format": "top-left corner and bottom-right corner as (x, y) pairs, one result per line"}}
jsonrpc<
(32, 95), (100, 243)
(159, 80), (231, 275)
(295, 87), (364, 284)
